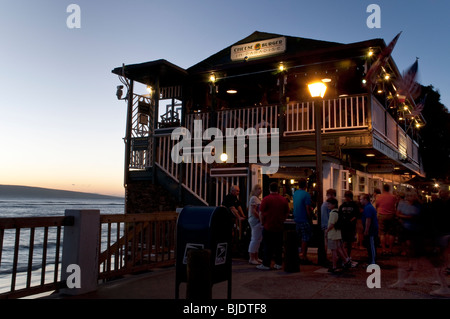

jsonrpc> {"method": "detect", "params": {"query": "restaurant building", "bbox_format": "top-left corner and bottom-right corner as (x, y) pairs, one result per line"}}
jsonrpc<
(112, 31), (425, 214)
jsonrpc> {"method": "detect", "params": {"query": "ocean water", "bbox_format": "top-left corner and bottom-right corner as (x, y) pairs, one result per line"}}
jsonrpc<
(0, 197), (125, 294)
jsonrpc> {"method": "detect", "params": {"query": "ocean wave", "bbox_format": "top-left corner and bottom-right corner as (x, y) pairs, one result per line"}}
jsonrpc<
(0, 262), (53, 275)
(0, 201), (124, 206)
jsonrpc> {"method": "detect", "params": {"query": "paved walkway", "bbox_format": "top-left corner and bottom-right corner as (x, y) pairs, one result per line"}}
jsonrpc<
(46, 248), (449, 300)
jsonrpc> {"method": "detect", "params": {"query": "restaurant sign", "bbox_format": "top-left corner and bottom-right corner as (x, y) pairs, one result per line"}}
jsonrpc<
(230, 37), (286, 61)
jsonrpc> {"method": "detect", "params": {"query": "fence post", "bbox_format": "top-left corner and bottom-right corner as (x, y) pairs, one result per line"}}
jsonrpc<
(60, 210), (100, 295)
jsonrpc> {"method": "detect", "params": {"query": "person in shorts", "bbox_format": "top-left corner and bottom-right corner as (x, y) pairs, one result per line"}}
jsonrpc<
(375, 184), (397, 255)
(325, 198), (352, 273)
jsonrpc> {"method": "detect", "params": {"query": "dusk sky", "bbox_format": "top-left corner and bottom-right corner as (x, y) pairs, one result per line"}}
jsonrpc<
(1, 0), (449, 197)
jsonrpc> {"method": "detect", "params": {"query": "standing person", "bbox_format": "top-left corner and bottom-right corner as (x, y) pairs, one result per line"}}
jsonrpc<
(360, 193), (379, 265)
(321, 189), (337, 260)
(248, 184), (263, 265)
(222, 185), (246, 240)
(375, 184), (397, 255)
(372, 188), (381, 205)
(325, 198), (352, 273)
(222, 185), (245, 220)
(257, 182), (290, 270)
(338, 190), (359, 261)
(355, 195), (365, 251)
(293, 178), (313, 264)
(389, 190), (422, 289)
(428, 189), (450, 296)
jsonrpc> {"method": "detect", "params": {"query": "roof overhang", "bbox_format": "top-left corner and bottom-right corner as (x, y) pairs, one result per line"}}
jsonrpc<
(111, 59), (188, 87)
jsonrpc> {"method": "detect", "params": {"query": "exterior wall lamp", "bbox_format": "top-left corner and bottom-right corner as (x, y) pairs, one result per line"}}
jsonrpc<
(116, 85), (126, 100)
(146, 85), (153, 96)
(220, 153), (228, 163)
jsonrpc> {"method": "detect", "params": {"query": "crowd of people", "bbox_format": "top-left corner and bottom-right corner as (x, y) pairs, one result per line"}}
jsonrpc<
(222, 180), (450, 296)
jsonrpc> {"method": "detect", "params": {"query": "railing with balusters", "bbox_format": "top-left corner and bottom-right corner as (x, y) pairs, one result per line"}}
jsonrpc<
(98, 212), (177, 281)
(371, 96), (420, 165)
(285, 94), (369, 134)
(155, 133), (209, 205)
(133, 94), (422, 207)
(0, 211), (177, 298)
(185, 105), (278, 136)
(130, 94), (153, 170)
(0, 216), (74, 299)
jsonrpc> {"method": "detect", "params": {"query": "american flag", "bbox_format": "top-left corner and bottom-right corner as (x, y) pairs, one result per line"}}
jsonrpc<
(410, 93), (426, 117)
(397, 58), (421, 99)
(365, 32), (402, 85)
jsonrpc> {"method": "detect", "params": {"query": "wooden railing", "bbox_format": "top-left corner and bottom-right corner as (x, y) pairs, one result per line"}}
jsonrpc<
(371, 97), (420, 165)
(0, 216), (74, 299)
(130, 94), (154, 169)
(185, 105), (279, 136)
(98, 212), (178, 281)
(0, 211), (178, 298)
(285, 94), (369, 134)
(155, 135), (209, 205)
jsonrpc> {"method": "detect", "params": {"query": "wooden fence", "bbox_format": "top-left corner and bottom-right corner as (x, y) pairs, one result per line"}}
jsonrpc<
(98, 212), (178, 281)
(0, 216), (74, 299)
(0, 211), (178, 298)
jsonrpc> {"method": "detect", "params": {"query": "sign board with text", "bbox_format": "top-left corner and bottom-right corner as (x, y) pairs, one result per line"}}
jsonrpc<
(230, 37), (286, 61)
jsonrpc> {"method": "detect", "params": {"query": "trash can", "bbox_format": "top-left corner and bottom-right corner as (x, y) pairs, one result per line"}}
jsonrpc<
(284, 219), (300, 272)
(175, 206), (234, 299)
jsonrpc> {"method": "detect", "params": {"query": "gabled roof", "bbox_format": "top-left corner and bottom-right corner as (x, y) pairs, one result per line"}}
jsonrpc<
(111, 31), (394, 86)
(187, 31), (344, 74)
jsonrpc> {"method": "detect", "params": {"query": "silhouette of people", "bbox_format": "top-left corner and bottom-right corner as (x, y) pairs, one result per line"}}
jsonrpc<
(375, 184), (397, 255)
(325, 198), (352, 273)
(248, 184), (263, 265)
(257, 182), (289, 270)
(293, 178), (313, 264)
(360, 193), (379, 265)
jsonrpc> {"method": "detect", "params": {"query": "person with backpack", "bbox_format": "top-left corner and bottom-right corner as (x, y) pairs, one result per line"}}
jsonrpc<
(325, 198), (352, 273)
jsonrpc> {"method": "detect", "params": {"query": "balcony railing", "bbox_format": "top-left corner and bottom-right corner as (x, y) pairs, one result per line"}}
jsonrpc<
(285, 94), (369, 134)
(185, 95), (368, 136)
(185, 105), (279, 136)
(371, 97), (420, 165)
(129, 93), (421, 176)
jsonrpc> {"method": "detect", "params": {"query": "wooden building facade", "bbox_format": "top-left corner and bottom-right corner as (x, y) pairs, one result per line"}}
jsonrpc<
(112, 31), (425, 213)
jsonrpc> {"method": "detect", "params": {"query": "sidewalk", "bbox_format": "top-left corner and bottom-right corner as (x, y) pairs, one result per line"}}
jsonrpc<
(47, 248), (449, 300)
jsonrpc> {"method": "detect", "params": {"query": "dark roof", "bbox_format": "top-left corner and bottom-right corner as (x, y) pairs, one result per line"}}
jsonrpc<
(111, 59), (187, 86)
(187, 31), (343, 73)
(111, 31), (392, 84)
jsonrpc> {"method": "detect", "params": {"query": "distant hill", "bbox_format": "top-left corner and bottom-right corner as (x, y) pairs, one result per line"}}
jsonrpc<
(0, 185), (123, 200)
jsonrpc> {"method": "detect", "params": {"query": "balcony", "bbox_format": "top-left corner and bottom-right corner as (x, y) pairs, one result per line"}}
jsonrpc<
(285, 94), (368, 134)
(180, 93), (422, 173)
(370, 96), (422, 173)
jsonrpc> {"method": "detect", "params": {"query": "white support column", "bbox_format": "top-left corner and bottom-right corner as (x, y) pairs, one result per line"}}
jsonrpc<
(61, 209), (100, 295)
(322, 162), (332, 203)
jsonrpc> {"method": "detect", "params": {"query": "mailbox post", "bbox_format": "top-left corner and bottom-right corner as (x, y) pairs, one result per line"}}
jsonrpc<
(175, 206), (234, 299)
